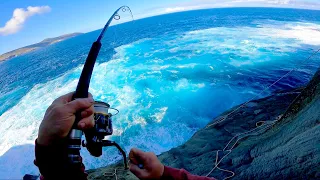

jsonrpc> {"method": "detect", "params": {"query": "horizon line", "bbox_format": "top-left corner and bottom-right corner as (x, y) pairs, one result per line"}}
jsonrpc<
(1, 6), (319, 55)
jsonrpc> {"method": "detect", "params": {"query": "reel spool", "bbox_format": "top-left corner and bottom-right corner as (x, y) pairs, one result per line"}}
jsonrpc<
(67, 5), (133, 170)
(82, 101), (128, 169)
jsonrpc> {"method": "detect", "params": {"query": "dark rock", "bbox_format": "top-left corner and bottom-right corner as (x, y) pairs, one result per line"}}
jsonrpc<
(23, 174), (39, 180)
(254, 109), (262, 115)
(87, 70), (320, 180)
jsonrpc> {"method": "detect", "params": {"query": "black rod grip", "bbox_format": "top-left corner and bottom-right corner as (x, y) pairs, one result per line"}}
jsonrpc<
(73, 41), (102, 100)
(67, 42), (102, 166)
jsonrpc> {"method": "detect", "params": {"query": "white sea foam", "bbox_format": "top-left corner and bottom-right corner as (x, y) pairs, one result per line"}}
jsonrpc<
(257, 22), (320, 46)
(0, 46), (205, 178)
(180, 21), (320, 66)
(151, 107), (168, 123)
(1, 20), (319, 178)
(0, 72), (80, 178)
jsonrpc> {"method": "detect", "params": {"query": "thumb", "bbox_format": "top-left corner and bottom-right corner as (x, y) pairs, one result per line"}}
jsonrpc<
(130, 163), (148, 179)
(66, 97), (94, 113)
(130, 148), (148, 164)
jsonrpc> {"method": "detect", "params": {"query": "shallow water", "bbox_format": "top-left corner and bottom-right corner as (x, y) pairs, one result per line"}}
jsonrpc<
(0, 8), (320, 178)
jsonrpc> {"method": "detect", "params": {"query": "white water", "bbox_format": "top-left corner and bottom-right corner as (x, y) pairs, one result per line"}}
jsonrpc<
(0, 21), (320, 178)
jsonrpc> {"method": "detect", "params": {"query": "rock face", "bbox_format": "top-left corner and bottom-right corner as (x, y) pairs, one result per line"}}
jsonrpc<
(87, 70), (320, 180)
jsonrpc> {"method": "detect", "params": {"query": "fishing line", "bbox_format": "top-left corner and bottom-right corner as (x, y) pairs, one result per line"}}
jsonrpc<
(206, 48), (320, 129)
(109, 7), (133, 157)
(88, 8), (135, 179)
(205, 47), (320, 179)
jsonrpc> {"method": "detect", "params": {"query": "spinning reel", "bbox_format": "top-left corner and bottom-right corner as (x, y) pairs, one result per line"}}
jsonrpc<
(67, 6), (133, 170)
(82, 101), (127, 168)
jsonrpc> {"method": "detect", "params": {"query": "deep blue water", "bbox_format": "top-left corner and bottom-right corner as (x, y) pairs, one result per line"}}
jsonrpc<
(0, 8), (320, 178)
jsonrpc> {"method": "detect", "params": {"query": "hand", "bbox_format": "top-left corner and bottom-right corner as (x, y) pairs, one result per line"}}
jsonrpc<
(37, 92), (95, 146)
(129, 148), (164, 180)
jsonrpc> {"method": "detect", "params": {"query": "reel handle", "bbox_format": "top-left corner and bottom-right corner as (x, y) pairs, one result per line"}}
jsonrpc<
(65, 5), (133, 170)
(102, 140), (128, 169)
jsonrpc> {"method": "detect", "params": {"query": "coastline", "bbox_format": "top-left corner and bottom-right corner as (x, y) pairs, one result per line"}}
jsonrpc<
(0, 33), (82, 62)
(87, 69), (320, 179)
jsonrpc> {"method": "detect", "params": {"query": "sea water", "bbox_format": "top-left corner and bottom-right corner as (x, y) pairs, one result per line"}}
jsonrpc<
(0, 8), (320, 178)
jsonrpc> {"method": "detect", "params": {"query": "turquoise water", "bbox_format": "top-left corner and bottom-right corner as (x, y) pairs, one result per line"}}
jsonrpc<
(0, 8), (320, 178)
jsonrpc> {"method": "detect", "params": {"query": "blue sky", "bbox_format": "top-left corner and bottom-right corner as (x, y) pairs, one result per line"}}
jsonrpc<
(0, 0), (319, 54)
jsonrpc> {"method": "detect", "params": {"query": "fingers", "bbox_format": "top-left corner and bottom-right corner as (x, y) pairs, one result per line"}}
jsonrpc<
(81, 106), (94, 118)
(53, 92), (93, 104)
(53, 92), (74, 104)
(129, 163), (148, 179)
(130, 148), (147, 165)
(78, 114), (95, 129)
(129, 149), (139, 165)
(66, 97), (94, 113)
(129, 148), (164, 179)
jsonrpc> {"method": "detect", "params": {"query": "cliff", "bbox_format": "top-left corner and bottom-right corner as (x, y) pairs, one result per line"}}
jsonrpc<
(87, 69), (320, 179)
(0, 33), (82, 62)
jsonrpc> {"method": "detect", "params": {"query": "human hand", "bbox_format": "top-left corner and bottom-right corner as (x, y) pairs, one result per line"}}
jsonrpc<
(37, 92), (95, 146)
(129, 148), (164, 180)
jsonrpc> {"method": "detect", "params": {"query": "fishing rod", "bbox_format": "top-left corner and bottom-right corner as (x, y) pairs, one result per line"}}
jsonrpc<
(67, 5), (133, 170)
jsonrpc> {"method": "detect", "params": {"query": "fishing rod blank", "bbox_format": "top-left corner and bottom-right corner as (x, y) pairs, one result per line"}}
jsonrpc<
(67, 6), (133, 170)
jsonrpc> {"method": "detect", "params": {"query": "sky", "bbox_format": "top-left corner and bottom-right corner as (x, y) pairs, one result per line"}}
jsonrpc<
(0, 0), (320, 54)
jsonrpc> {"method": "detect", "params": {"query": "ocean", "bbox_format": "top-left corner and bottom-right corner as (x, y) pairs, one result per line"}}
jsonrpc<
(0, 8), (320, 178)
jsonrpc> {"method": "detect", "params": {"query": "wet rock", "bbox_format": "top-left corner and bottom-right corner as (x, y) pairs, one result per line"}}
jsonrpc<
(88, 70), (320, 180)
(246, 102), (258, 108)
(254, 109), (262, 115)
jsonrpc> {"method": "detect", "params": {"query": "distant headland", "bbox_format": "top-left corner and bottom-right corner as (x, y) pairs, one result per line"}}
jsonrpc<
(0, 33), (83, 62)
